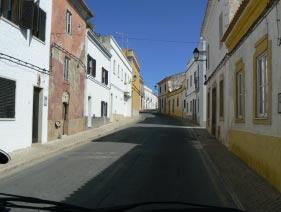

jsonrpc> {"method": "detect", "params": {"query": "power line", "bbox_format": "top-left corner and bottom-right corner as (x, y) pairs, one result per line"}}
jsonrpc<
(113, 35), (198, 45)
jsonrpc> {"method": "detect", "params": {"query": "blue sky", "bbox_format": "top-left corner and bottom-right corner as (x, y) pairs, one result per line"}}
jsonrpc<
(85, 0), (207, 90)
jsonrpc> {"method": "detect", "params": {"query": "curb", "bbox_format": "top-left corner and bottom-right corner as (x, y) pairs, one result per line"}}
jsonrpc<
(191, 129), (245, 211)
(0, 117), (141, 180)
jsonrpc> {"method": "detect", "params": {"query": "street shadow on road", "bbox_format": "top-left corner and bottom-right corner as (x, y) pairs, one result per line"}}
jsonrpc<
(62, 122), (227, 209)
(139, 113), (194, 127)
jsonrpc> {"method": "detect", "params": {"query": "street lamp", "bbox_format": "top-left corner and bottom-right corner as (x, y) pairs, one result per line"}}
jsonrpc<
(193, 48), (207, 62)
(193, 48), (200, 61)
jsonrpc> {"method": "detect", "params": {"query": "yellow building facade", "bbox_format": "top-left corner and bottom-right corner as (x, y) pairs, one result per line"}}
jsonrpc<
(222, 0), (281, 191)
(123, 49), (143, 116)
(158, 73), (186, 119)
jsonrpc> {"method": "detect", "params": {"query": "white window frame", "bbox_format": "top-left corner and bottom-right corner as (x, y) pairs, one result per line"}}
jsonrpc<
(256, 53), (268, 118)
(237, 71), (244, 119)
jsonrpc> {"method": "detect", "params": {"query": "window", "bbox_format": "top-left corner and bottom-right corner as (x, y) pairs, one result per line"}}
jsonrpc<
(190, 101), (193, 112)
(66, 10), (72, 35)
(235, 59), (245, 122)
(190, 76), (192, 87)
(186, 79), (189, 90)
(186, 102), (189, 113)
(160, 86), (162, 94)
(219, 79), (224, 118)
(87, 55), (96, 77)
(219, 12), (223, 47)
(33, 5), (46, 42)
(0, 77), (16, 118)
(121, 69), (123, 81)
(0, 1), (46, 39)
(184, 100), (186, 109)
(172, 99), (175, 113)
(0, 0), (19, 25)
(253, 35), (271, 124)
(124, 73), (127, 84)
(113, 60), (116, 74)
(177, 98), (179, 107)
(207, 91), (210, 126)
(256, 54), (268, 118)
(64, 57), (70, 81)
(102, 68), (108, 85)
(101, 101), (108, 117)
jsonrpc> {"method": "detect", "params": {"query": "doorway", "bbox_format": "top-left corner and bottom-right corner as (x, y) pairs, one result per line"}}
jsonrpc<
(62, 102), (69, 135)
(212, 87), (217, 135)
(32, 87), (42, 143)
(87, 96), (92, 128)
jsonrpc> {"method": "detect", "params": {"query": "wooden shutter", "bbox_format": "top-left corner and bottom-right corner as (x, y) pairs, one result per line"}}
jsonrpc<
(105, 103), (108, 117)
(87, 55), (91, 75)
(93, 59), (96, 77)
(11, 0), (20, 25)
(105, 70), (108, 85)
(101, 101), (104, 117)
(38, 8), (46, 41)
(20, 0), (34, 29)
(32, 2), (39, 36)
(0, 77), (16, 118)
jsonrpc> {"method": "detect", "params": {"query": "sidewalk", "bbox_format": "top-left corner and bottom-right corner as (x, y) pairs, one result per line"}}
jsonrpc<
(0, 116), (142, 179)
(193, 128), (281, 212)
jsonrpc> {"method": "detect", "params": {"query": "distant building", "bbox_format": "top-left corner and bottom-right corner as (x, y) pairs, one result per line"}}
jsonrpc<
(157, 72), (186, 118)
(123, 49), (144, 116)
(184, 38), (207, 127)
(0, 0), (52, 152)
(98, 36), (133, 120)
(85, 30), (112, 128)
(48, 0), (93, 140)
(143, 86), (158, 110)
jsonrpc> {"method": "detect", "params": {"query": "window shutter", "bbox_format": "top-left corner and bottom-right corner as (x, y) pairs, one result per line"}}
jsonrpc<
(105, 70), (108, 85)
(32, 2), (39, 36)
(38, 8), (46, 42)
(93, 59), (96, 77)
(0, 77), (16, 118)
(11, 0), (20, 25)
(105, 103), (108, 117)
(20, 0), (34, 29)
(101, 101), (104, 117)
(87, 55), (91, 75)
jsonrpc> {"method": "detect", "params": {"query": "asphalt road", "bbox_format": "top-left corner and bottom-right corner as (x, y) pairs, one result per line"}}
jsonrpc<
(0, 114), (238, 210)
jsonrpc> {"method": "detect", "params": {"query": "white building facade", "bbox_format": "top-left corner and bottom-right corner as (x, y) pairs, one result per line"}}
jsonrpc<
(143, 86), (158, 110)
(0, 0), (52, 152)
(85, 31), (112, 128)
(201, 0), (241, 144)
(99, 36), (133, 120)
(184, 59), (197, 122)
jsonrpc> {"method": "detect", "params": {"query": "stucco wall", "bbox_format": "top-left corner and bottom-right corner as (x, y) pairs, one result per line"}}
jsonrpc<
(85, 33), (111, 126)
(0, 0), (52, 152)
(227, 5), (281, 191)
(48, 0), (88, 141)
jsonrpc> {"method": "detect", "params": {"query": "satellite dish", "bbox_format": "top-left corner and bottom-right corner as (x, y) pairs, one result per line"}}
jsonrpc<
(0, 150), (11, 164)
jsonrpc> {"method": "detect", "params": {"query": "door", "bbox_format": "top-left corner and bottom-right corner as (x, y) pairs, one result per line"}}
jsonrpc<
(87, 96), (92, 128)
(212, 87), (217, 135)
(62, 103), (69, 135)
(32, 87), (41, 143)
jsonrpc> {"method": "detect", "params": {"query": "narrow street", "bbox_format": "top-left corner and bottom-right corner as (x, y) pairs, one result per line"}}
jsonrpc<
(0, 114), (237, 210)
